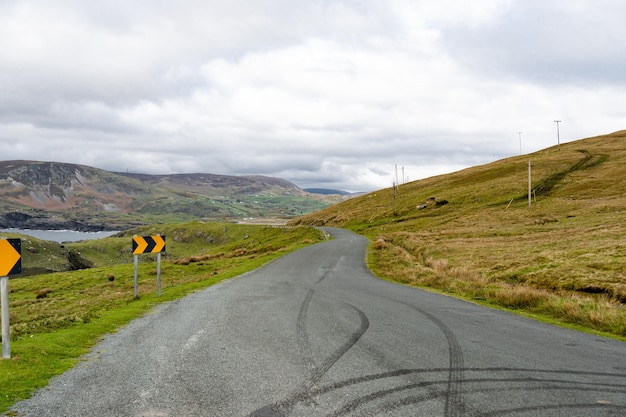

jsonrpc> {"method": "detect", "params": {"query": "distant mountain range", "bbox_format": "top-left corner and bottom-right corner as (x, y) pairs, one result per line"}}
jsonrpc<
(304, 188), (349, 195)
(0, 160), (334, 231)
(305, 188), (366, 198)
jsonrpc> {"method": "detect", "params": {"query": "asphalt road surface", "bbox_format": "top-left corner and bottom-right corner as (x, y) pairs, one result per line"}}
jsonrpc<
(7, 228), (626, 416)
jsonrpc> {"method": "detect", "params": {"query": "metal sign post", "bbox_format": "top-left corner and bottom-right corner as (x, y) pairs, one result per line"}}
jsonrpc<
(0, 238), (22, 359)
(1, 275), (10, 358)
(134, 253), (139, 297)
(157, 252), (162, 297)
(131, 235), (166, 297)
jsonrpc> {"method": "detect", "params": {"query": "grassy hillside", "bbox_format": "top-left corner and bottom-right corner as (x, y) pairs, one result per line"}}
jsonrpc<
(0, 222), (325, 412)
(290, 131), (626, 337)
(0, 161), (332, 230)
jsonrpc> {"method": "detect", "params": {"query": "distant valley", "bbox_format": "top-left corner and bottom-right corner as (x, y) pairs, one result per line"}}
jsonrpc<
(0, 160), (344, 231)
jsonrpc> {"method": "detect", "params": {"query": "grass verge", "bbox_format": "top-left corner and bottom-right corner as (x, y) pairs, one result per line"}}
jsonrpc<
(367, 235), (626, 340)
(292, 133), (626, 341)
(0, 223), (325, 414)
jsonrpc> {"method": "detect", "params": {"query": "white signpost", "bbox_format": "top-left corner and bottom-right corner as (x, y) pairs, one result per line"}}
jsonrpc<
(0, 238), (22, 359)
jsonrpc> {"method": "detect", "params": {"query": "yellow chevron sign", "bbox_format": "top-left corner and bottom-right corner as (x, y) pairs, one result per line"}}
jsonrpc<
(0, 238), (21, 276)
(132, 235), (166, 255)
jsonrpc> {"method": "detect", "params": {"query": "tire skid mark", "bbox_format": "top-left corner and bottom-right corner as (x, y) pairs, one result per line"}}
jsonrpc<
(309, 367), (626, 396)
(397, 301), (465, 416)
(297, 289), (315, 376)
(373, 395), (626, 417)
(477, 403), (626, 416)
(422, 312), (464, 416)
(325, 376), (626, 416)
(248, 355), (626, 416)
(307, 361), (626, 415)
(307, 304), (369, 388)
(248, 249), (622, 417)
(296, 289), (370, 388)
(316, 269), (331, 284)
(316, 256), (345, 284)
(251, 280), (625, 417)
(248, 291), (370, 417)
(325, 379), (448, 417)
(250, 286), (626, 417)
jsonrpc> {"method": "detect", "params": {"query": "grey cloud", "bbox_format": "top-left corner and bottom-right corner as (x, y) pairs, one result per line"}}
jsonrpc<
(442, 0), (626, 85)
(1, 0), (625, 192)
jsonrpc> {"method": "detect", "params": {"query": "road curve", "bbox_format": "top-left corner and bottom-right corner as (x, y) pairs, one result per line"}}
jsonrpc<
(7, 227), (626, 416)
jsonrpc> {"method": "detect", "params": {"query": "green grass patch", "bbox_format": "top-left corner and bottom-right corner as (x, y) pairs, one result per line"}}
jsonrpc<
(0, 222), (325, 413)
(294, 131), (626, 340)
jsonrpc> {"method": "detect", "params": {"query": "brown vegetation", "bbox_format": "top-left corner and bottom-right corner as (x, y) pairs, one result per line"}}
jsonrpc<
(290, 131), (626, 337)
(35, 288), (52, 299)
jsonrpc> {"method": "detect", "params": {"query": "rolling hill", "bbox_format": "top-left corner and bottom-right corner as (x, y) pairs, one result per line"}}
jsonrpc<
(0, 160), (330, 230)
(289, 130), (626, 336)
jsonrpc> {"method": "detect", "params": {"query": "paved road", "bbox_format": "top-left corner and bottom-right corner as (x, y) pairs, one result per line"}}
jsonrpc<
(8, 228), (626, 416)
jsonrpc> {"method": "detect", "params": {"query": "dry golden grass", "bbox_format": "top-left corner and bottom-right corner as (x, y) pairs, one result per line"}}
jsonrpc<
(293, 131), (626, 338)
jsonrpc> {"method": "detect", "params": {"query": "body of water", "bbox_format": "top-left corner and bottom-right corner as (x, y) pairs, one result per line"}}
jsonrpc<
(0, 229), (119, 243)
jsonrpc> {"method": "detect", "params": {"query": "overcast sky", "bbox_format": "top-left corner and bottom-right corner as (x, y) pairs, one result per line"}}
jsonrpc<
(1, 0), (625, 192)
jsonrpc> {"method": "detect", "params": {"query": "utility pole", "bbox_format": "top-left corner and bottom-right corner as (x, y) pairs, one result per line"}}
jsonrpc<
(554, 120), (561, 151)
(395, 164), (399, 187)
(528, 161), (532, 208)
(393, 164), (398, 216)
(393, 181), (397, 216)
(517, 131), (523, 154)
